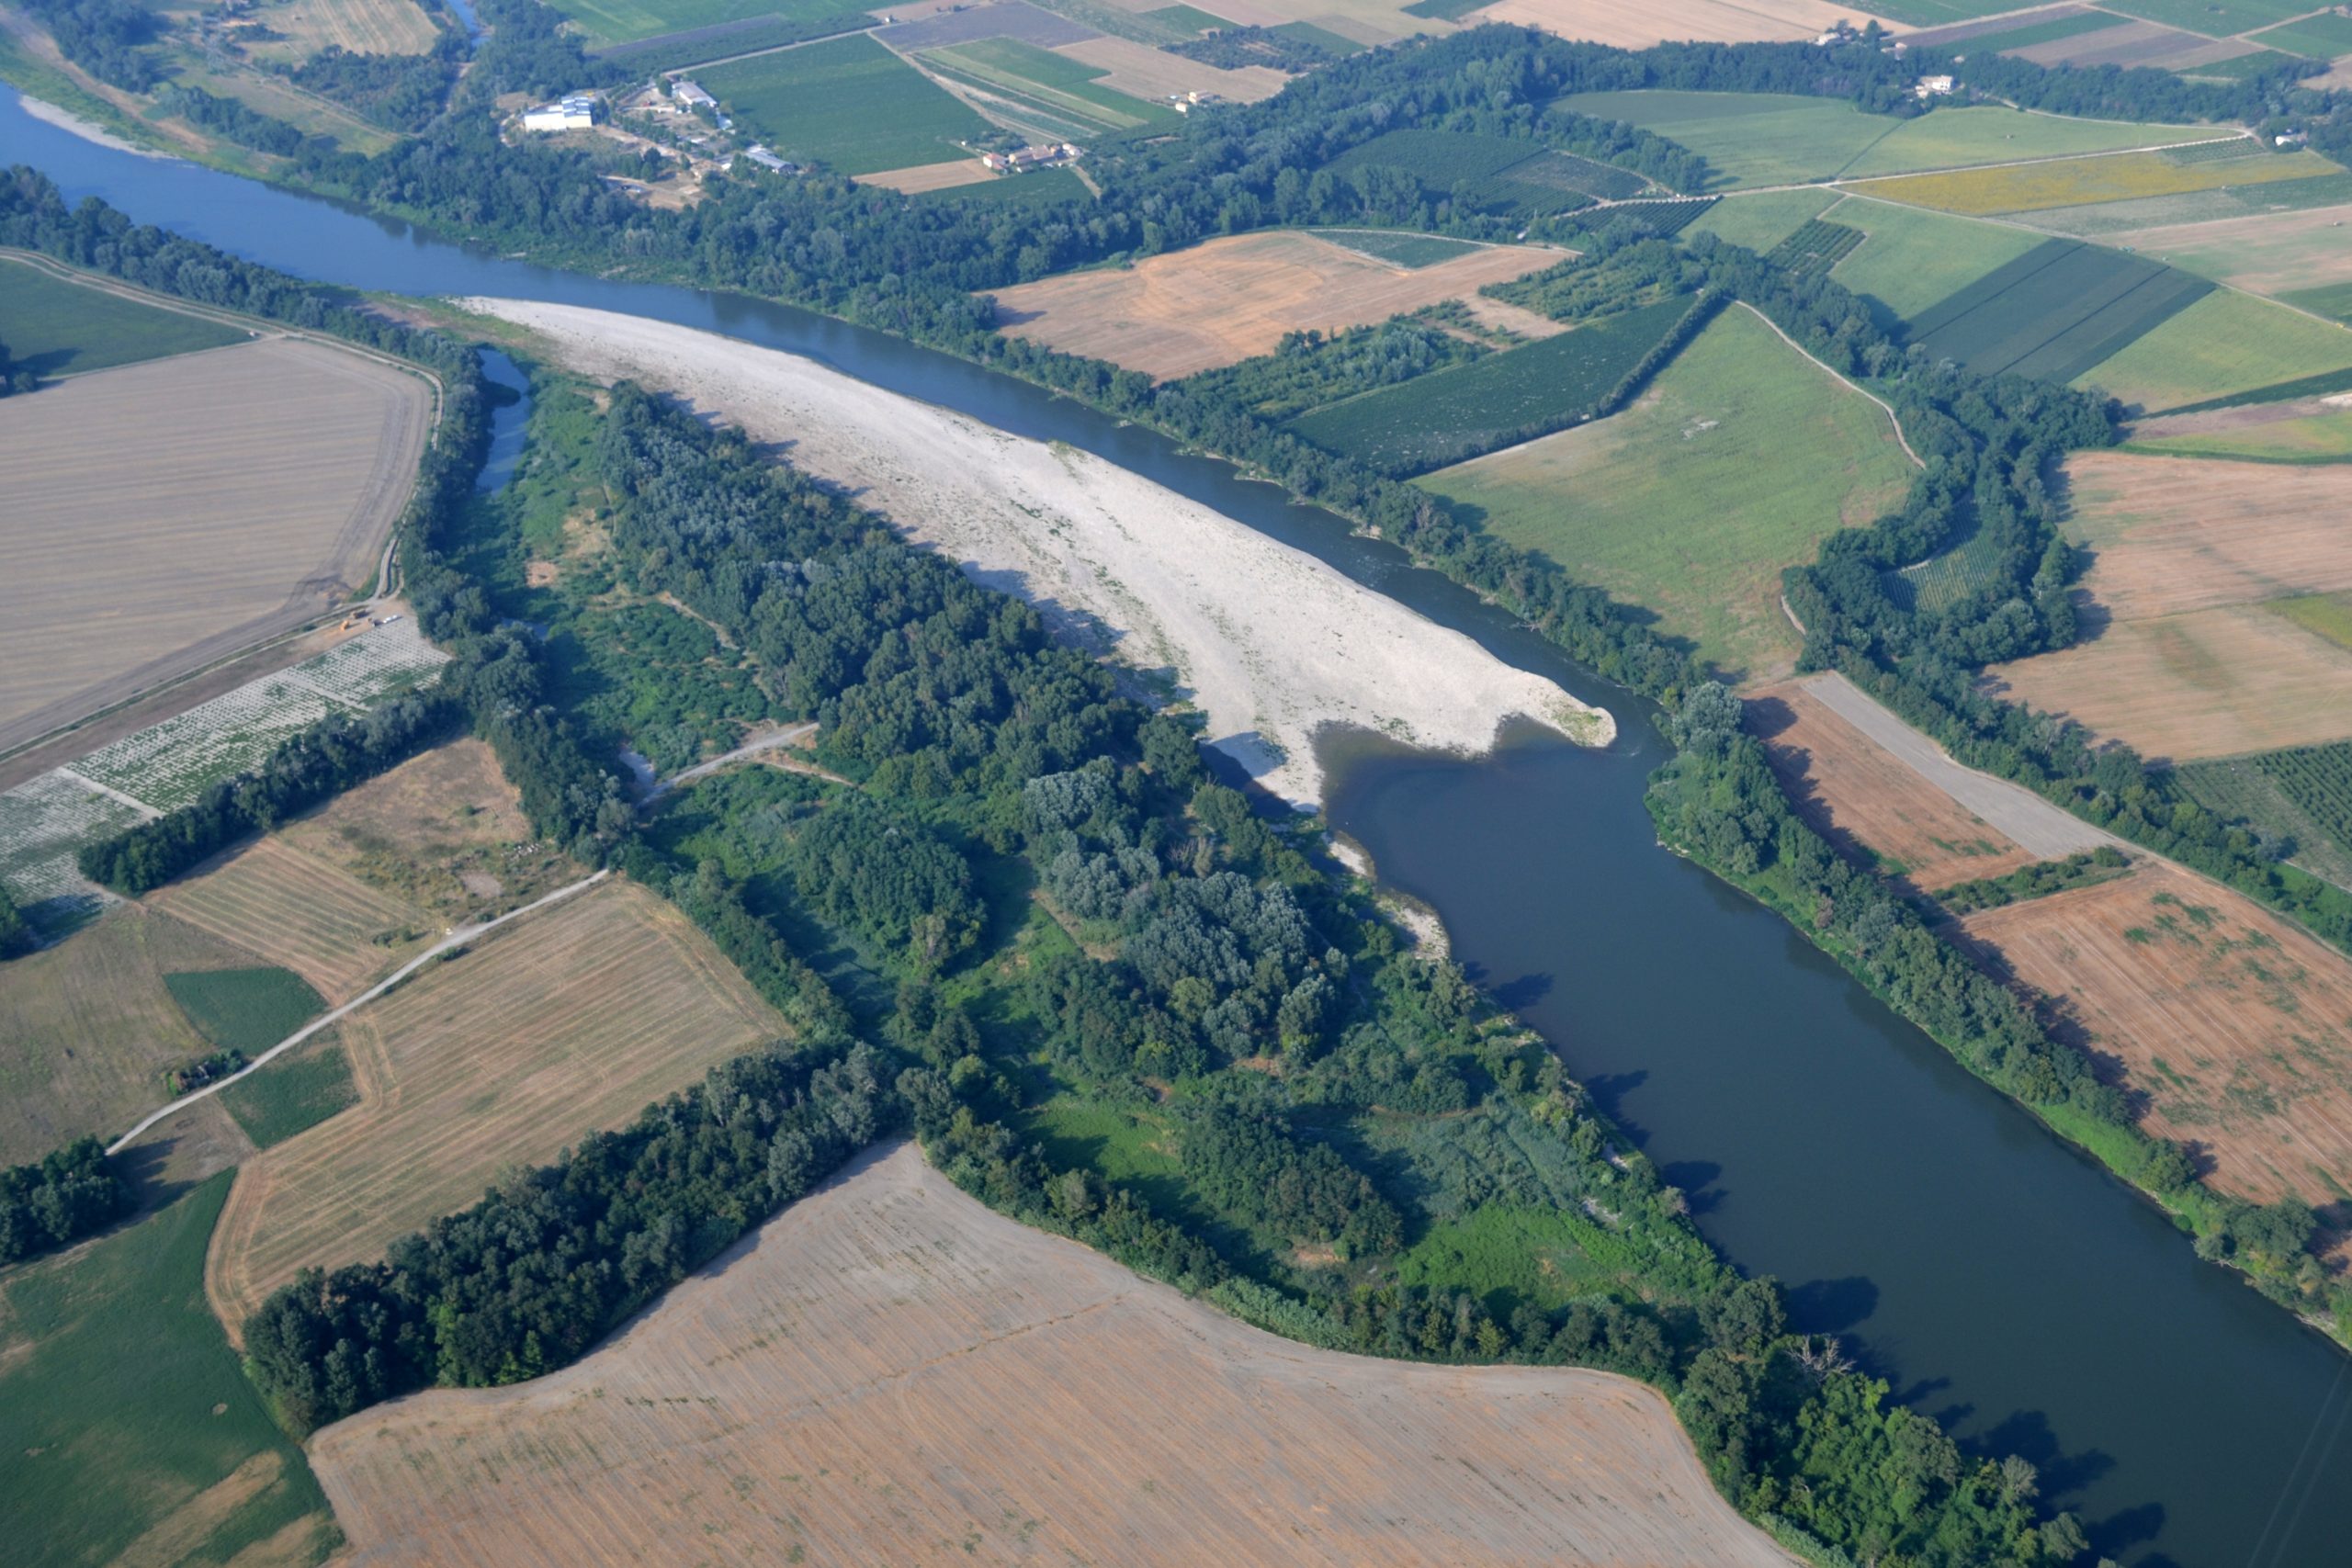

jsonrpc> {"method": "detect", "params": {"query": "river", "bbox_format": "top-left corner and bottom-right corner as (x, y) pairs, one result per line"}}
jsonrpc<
(6, 85), (2349, 1565)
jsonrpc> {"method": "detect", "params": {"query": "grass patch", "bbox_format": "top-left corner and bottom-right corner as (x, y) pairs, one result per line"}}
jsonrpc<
(218, 1036), (358, 1148)
(1417, 305), (1917, 681)
(1289, 294), (1698, 475)
(1272, 19), (1365, 53)
(1904, 238), (2212, 382)
(1395, 1202), (1610, 1314)
(2073, 289), (2352, 410)
(1685, 187), (1839, 252)
(701, 33), (993, 175)
(1825, 198), (2049, 324)
(1838, 106), (2220, 179)
(2269, 592), (2352, 650)
(2252, 11), (2352, 56)
(0, 260), (245, 378)
(2126, 405), (2352, 462)
(2285, 281), (2352, 325)
(1848, 0), (2044, 18)
(1144, 2), (1232, 28)
(0, 1173), (335, 1568)
(915, 166), (1091, 207)
(163, 966), (327, 1055)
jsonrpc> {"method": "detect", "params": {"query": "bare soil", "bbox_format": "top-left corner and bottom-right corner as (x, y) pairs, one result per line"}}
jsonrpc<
(0, 337), (433, 754)
(855, 158), (1000, 193)
(206, 879), (785, 1333)
(985, 230), (1561, 378)
(309, 1142), (1792, 1568)
(2057, 451), (2352, 622)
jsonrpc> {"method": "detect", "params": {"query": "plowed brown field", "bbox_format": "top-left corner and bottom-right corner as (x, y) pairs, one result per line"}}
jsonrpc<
(148, 836), (426, 1004)
(1749, 682), (2033, 890)
(309, 1142), (1792, 1568)
(2060, 452), (2352, 622)
(987, 231), (1561, 378)
(1961, 863), (2352, 1213)
(206, 879), (784, 1332)
(0, 336), (433, 752)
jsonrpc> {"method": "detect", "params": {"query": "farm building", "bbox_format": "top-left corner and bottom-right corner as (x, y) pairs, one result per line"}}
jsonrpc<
(741, 145), (798, 174)
(982, 142), (1080, 172)
(672, 79), (717, 109)
(523, 95), (600, 131)
(1915, 74), (1955, 98)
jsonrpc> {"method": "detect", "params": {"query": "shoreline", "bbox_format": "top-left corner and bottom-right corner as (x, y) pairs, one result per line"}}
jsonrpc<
(463, 299), (1614, 809)
(14, 92), (160, 157)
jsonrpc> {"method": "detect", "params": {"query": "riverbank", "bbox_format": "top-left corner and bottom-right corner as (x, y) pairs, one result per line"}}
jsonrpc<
(465, 299), (1614, 810)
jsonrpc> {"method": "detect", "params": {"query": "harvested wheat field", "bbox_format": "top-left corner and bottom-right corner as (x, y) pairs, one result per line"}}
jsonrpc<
(1053, 36), (1287, 103)
(207, 879), (784, 1330)
(1467, 0), (1884, 47)
(311, 1142), (1790, 1568)
(0, 905), (266, 1165)
(2059, 452), (2352, 622)
(277, 738), (579, 921)
(272, 0), (443, 58)
(1749, 682), (2034, 890)
(987, 231), (1560, 378)
(148, 836), (428, 1004)
(1961, 863), (2352, 1213)
(1987, 604), (2352, 763)
(856, 158), (999, 194)
(0, 336), (434, 752)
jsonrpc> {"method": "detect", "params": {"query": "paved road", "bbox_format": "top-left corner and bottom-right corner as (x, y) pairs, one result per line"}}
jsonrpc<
(107, 869), (611, 1155)
(1798, 671), (2120, 862)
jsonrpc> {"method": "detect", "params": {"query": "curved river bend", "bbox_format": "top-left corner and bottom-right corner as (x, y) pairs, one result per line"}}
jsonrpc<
(7, 87), (2349, 1565)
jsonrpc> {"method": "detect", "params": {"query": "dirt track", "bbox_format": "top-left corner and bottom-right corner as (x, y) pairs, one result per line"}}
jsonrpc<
(311, 1142), (1793, 1568)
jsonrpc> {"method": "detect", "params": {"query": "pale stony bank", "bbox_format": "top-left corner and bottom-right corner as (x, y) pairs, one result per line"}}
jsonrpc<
(463, 299), (1612, 807)
(309, 1142), (1793, 1567)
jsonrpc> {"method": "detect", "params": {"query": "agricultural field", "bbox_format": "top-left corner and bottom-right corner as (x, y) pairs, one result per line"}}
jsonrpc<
(2253, 10), (2352, 57)
(277, 737), (579, 922)
(1555, 90), (2215, 189)
(217, 1034), (358, 1149)
(855, 156), (1000, 193)
(2070, 288), (2352, 410)
(2019, 170), (2352, 235)
(1908, 6), (2132, 54)
(2101, 0), (2320, 35)
(1984, 602), (2352, 761)
(1308, 227), (1486, 265)
(2053, 451), (2352, 621)
(1413, 306), (1917, 678)
(1684, 186), (1839, 252)
(1852, 0), (2049, 19)
(245, 0), (445, 61)
(1467, 0), (1902, 49)
(0, 770), (149, 929)
(163, 965), (325, 1055)
(148, 836), (429, 1004)
(1295, 294), (1700, 476)
(0, 335), (435, 755)
(2178, 739), (2352, 888)
(1903, 239), (2212, 383)
(0, 905), (266, 1166)
(918, 36), (1175, 134)
(1749, 682), (2035, 888)
(205, 878), (786, 1327)
(1959, 862), (2352, 1213)
(309, 1142), (1790, 1567)
(1767, 217), (1866, 276)
(1326, 128), (1655, 216)
(2007, 18), (2265, 69)
(537, 0), (858, 47)
(701, 34), (994, 175)
(0, 1175), (336, 1568)
(1852, 147), (2342, 215)
(1820, 197), (2050, 322)
(2107, 202), (2352, 299)
(2128, 403), (2352, 462)
(985, 229), (1557, 378)
(0, 256), (246, 377)
(1051, 34), (1288, 102)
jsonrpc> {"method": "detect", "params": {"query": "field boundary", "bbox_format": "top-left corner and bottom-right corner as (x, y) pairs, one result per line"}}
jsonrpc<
(1737, 300), (1923, 467)
(108, 870), (609, 1155)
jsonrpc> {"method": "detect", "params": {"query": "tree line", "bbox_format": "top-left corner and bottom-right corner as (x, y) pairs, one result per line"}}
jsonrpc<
(0, 1138), (129, 1266)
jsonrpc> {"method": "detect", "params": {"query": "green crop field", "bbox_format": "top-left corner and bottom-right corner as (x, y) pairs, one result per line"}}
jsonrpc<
(1323, 129), (1645, 219)
(163, 965), (326, 1055)
(1905, 239), (2213, 383)
(2271, 591), (2352, 650)
(2252, 11), (2352, 57)
(219, 1035), (359, 1148)
(2287, 281), (2352, 324)
(2127, 405), (2352, 463)
(921, 38), (1173, 133)
(0, 1174), (336, 1568)
(2074, 288), (2352, 410)
(1686, 188), (1838, 253)
(2023, 172), (2352, 235)
(0, 261), (245, 378)
(1826, 199), (2049, 323)
(1274, 19), (1366, 54)
(1768, 219), (1865, 277)
(1307, 228), (1485, 266)
(701, 35), (994, 175)
(1146, 3), (1233, 29)
(1555, 91), (2211, 190)
(914, 166), (1091, 208)
(1289, 295), (1697, 475)
(1849, 0), (2041, 19)
(1416, 306), (1917, 682)
(2178, 735), (2352, 886)
(1954, 9), (2132, 52)
(2103, 0), (2317, 36)
(539, 0), (857, 47)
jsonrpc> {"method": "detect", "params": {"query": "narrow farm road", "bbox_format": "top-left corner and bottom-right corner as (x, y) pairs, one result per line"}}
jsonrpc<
(644, 722), (847, 802)
(1736, 302), (1923, 468)
(106, 869), (611, 1155)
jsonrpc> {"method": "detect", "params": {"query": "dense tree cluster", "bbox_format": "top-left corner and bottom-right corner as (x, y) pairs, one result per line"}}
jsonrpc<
(285, 37), (465, 133)
(0, 1138), (128, 1265)
(19, 0), (161, 90)
(1935, 846), (2128, 917)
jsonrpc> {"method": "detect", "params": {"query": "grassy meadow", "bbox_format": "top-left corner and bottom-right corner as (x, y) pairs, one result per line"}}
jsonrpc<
(1417, 306), (1917, 682)
(164, 966), (327, 1055)
(538, 0), (854, 46)
(219, 1036), (359, 1148)
(1684, 188), (1838, 254)
(2074, 289), (2352, 410)
(0, 1174), (337, 1568)
(0, 261), (245, 378)
(701, 34), (993, 174)
(1823, 198), (2047, 322)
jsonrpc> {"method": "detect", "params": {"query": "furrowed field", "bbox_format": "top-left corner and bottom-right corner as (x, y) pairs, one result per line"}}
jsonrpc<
(1820, 198), (2050, 323)
(1903, 239), (2211, 383)
(1468, 0), (1868, 50)
(0, 331), (435, 756)
(702, 34), (994, 174)
(0, 255), (244, 376)
(151, 837), (427, 1003)
(1853, 147), (2343, 215)
(2179, 739), (2352, 886)
(308, 1143), (1791, 1567)
(206, 878), (785, 1328)
(1326, 127), (1653, 218)
(540, 0), (857, 47)
(917, 36), (1174, 136)
(1411, 304), (1915, 677)
(2071, 289), (2352, 410)
(1291, 294), (1699, 475)
(986, 230), (1556, 378)
(2129, 404), (2352, 461)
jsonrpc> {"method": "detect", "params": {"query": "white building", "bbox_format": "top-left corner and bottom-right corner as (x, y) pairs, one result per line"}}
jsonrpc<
(1914, 73), (1955, 97)
(522, 93), (600, 131)
(741, 144), (797, 173)
(673, 79), (717, 110)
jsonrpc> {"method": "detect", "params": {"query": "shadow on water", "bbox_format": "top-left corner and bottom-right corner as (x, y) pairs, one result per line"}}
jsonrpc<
(6, 85), (2352, 1566)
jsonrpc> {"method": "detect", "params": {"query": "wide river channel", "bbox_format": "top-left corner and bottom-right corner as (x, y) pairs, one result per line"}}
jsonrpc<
(7, 86), (2350, 1565)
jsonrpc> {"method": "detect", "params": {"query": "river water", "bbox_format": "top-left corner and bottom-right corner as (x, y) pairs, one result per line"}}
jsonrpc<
(6, 86), (2350, 1564)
